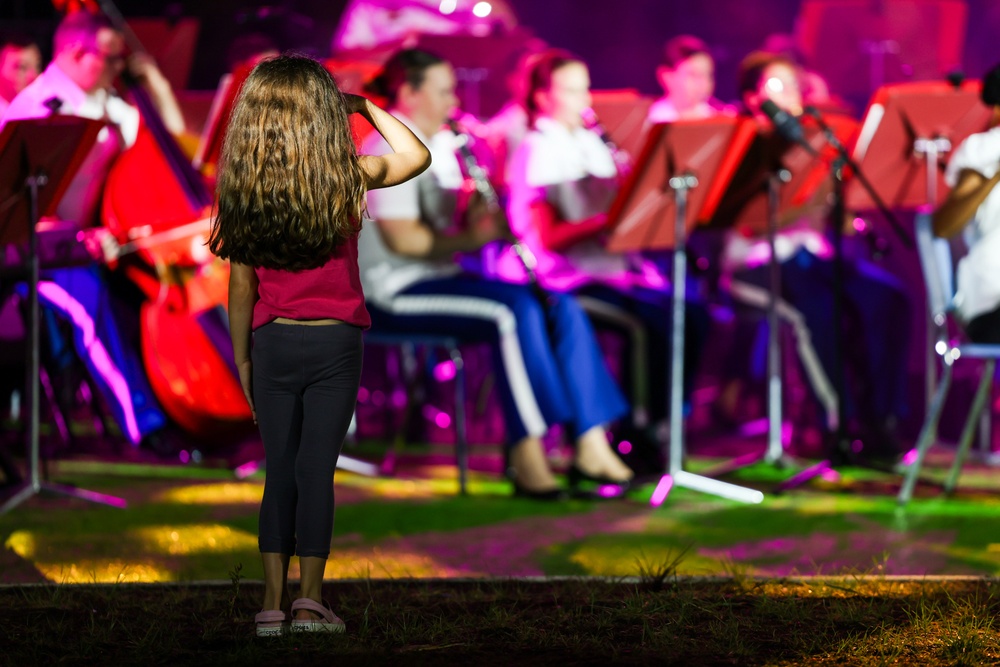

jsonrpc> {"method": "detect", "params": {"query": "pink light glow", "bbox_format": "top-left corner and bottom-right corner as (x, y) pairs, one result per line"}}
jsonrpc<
(649, 474), (673, 507)
(357, 386), (370, 403)
(852, 217), (867, 233)
(391, 388), (407, 408)
(819, 468), (841, 482)
(433, 360), (456, 382)
(38, 281), (141, 444)
(901, 448), (919, 467)
(434, 412), (452, 429)
(597, 484), (623, 498)
(617, 440), (632, 455)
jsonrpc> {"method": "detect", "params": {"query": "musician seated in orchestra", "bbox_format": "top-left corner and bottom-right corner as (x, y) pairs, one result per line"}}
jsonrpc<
(759, 33), (836, 111)
(647, 35), (734, 124)
(0, 11), (186, 453)
(936, 62), (1000, 344)
(360, 48), (635, 498)
(0, 32), (42, 117)
(502, 48), (711, 468)
(720, 50), (911, 458)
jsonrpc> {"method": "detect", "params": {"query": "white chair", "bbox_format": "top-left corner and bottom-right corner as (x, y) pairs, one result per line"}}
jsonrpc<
(898, 210), (1000, 505)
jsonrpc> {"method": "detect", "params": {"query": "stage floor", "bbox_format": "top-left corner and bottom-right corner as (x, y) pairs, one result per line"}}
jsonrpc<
(2, 429), (1000, 585)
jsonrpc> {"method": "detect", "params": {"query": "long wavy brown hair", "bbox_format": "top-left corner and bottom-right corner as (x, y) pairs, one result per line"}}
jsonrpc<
(209, 54), (366, 271)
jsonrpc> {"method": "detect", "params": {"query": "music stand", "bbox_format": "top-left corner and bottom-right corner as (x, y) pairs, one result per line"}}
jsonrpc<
(0, 116), (127, 514)
(590, 90), (654, 161)
(845, 80), (994, 492)
(607, 116), (764, 505)
(697, 113), (877, 487)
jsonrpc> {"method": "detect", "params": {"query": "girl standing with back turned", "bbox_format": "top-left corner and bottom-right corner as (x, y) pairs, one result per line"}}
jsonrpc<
(210, 54), (430, 637)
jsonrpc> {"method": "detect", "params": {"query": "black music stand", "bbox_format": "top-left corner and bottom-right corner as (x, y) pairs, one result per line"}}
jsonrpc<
(0, 116), (127, 514)
(607, 116), (764, 505)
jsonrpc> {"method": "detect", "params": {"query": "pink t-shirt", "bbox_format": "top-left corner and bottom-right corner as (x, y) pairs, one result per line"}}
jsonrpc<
(252, 233), (371, 330)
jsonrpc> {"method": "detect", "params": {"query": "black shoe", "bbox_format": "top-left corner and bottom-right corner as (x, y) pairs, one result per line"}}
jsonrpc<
(566, 464), (631, 492)
(511, 483), (568, 501)
(611, 425), (665, 481)
(504, 453), (568, 501)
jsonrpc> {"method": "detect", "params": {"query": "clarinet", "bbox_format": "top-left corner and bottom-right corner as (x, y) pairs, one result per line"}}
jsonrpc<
(581, 107), (632, 178)
(447, 119), (551, 304)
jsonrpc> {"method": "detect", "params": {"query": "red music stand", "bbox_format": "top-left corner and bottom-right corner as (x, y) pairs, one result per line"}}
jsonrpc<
(0, 116), (127, 514)
(606, 117), (764, 505)
(847, 80), (992, 211)
(702, 114), (860, 234)
(848, 80), (989, 438)
(589, 90), (654, 164)
(844, 80), (993, 500)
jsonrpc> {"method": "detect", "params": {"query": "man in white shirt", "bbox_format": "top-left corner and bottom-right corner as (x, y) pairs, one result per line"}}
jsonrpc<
(936, 63), (1000, 343)
(0, 12), (185, 452)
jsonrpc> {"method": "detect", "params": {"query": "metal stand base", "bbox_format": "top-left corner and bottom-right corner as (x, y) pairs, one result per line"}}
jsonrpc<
(1, 172), (126, 515)
(1, 480), (126, 512)
(651, 174), (764, 507)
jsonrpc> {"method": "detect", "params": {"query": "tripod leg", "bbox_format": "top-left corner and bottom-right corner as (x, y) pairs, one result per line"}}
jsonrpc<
(944, 359), (994, 494)
(898, 363), (952, 505)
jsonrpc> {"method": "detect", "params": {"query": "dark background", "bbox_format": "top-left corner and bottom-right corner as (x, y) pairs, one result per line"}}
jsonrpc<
(4, 0), (1000, 108)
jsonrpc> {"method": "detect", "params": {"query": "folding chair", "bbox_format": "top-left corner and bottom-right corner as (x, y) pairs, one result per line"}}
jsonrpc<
(358, 332), (470, 495)
(897, 210), (1000, 505)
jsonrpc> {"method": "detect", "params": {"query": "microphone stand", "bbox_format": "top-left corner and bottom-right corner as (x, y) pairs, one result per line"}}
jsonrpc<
(776, 108), (910, 492)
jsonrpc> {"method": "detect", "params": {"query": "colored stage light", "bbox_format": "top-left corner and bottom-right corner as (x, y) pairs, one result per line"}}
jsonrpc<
(472, 1), (492, 17)
(433, 359), (456, 382)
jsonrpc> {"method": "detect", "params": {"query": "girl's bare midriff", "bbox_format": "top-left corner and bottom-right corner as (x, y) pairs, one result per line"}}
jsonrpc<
(273, 317), (345, 326)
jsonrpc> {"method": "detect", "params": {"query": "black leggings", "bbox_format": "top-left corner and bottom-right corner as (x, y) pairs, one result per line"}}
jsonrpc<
(252, 322), (363, 558)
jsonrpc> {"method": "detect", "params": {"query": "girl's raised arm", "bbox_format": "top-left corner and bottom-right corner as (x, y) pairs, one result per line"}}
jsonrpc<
(346, 94), (431, 190)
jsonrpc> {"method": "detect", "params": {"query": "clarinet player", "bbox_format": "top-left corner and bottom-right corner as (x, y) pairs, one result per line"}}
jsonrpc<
(358, 48), (636, 498)
(503, 49), (711, 469)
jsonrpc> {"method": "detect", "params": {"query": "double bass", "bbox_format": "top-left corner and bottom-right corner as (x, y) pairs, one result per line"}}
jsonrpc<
(89, 1), (252, 437)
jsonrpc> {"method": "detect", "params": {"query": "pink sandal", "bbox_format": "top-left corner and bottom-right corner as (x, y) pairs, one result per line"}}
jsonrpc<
(290, 598), (346, 633)
(254, 609), (290, 637)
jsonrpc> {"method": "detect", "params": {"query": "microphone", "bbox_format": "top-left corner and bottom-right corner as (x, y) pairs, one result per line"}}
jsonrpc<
(760, 99), (817, 156)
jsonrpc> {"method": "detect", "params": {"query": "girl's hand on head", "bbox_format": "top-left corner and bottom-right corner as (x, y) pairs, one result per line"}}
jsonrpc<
(343, 93), (369, 115)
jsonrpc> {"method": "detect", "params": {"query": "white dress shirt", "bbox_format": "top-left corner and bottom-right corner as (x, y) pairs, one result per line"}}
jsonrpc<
(1, 62), (140, 228)
(945, 126), (1000, 322)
